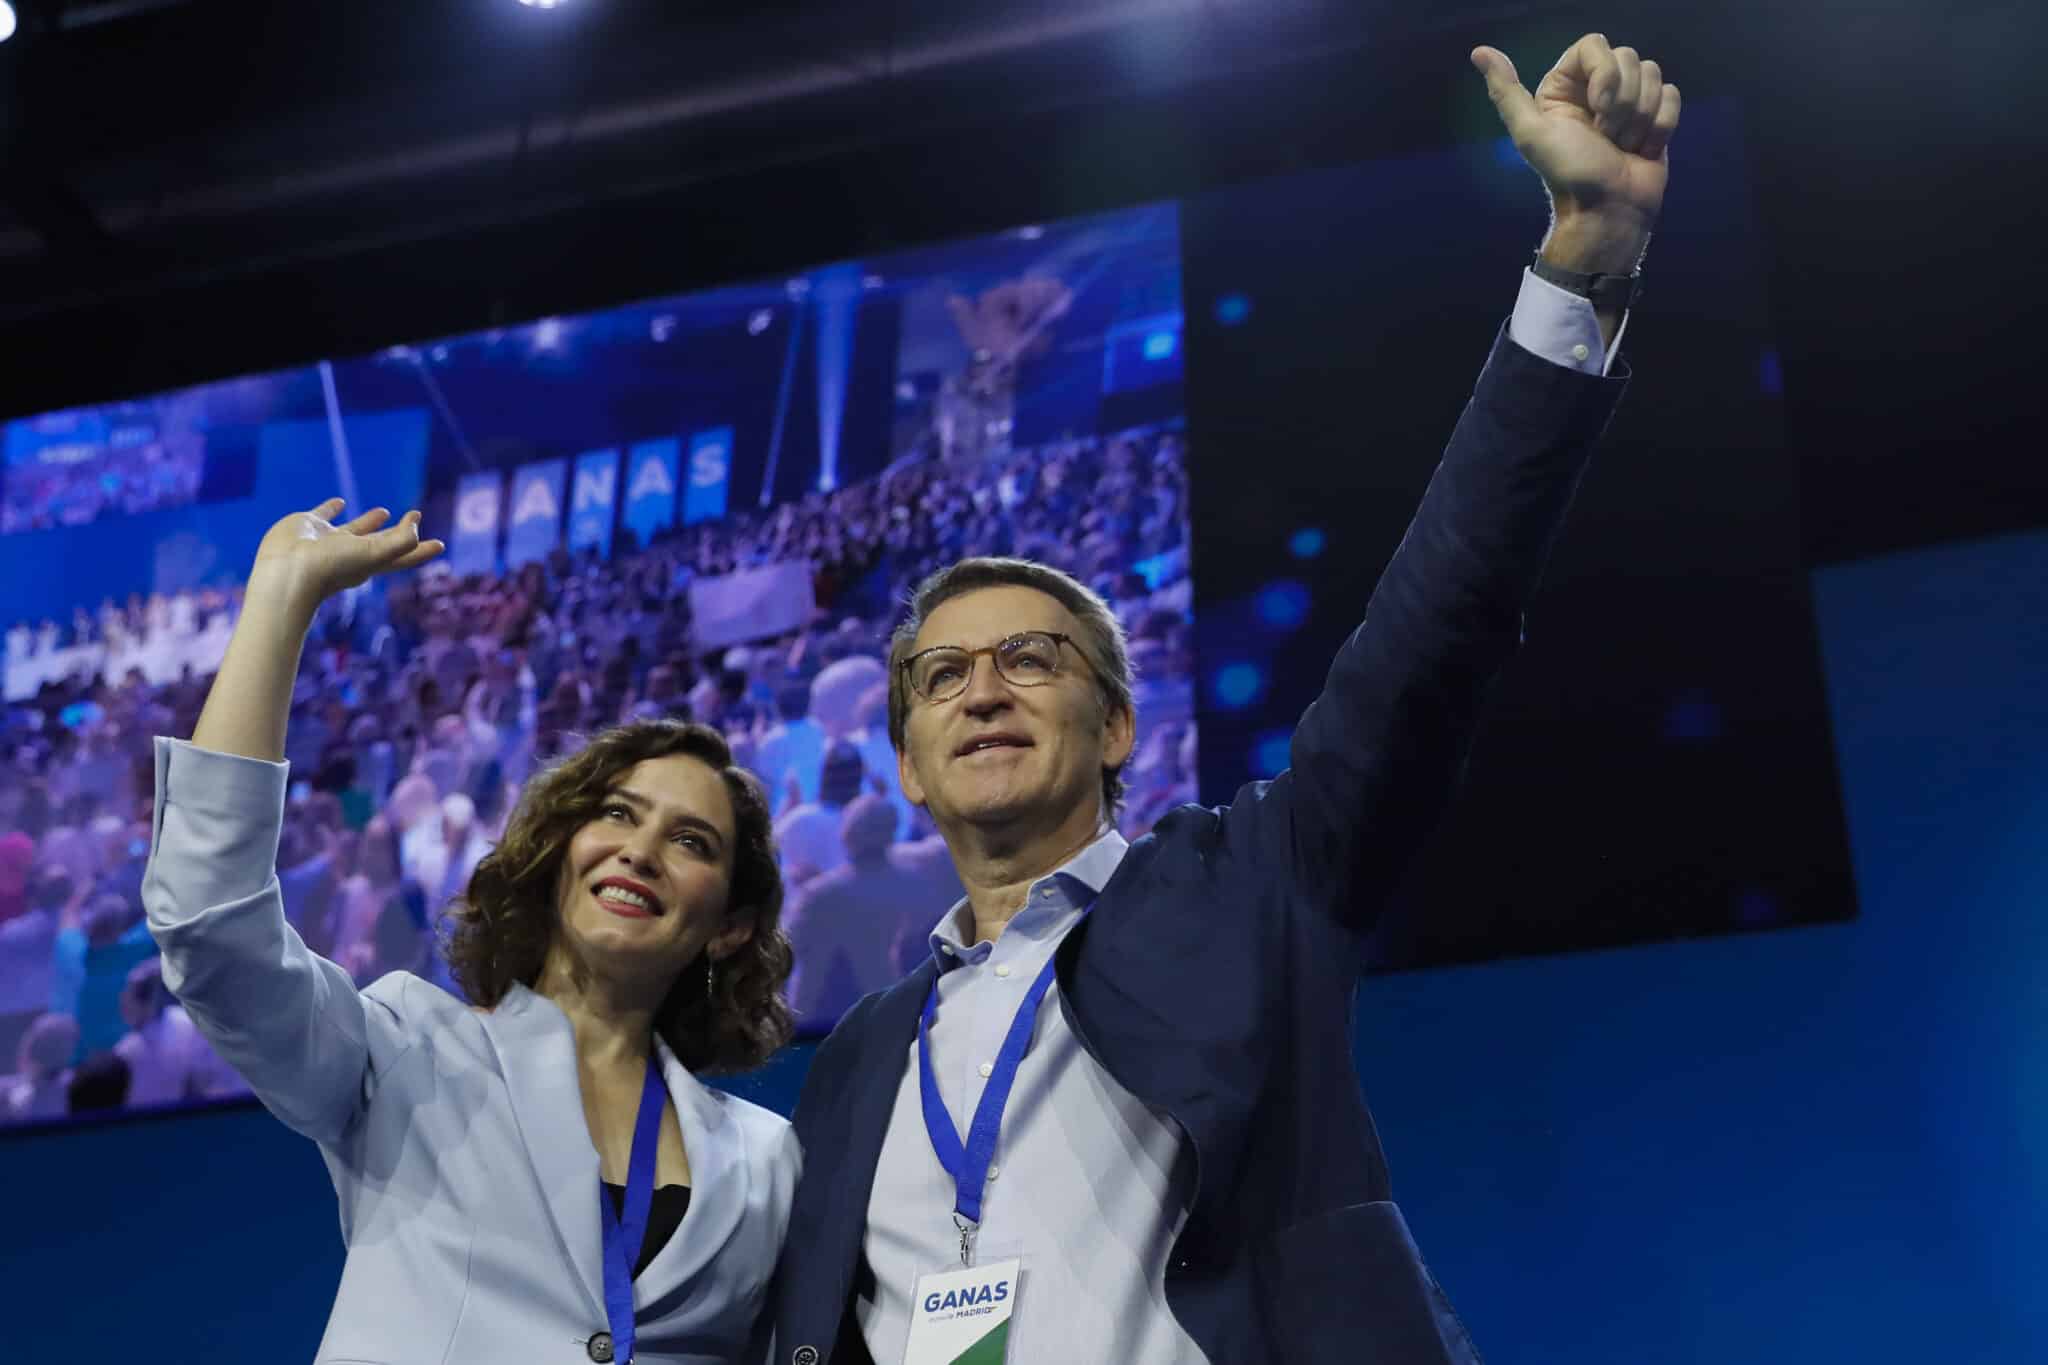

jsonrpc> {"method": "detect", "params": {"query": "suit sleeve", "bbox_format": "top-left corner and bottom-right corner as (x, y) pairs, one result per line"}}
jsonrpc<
(141, 735), (404, 1144)
(1222, 327), (1628, 935)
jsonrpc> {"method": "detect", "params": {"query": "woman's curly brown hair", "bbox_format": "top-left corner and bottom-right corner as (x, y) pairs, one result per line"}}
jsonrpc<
(441, 719), (794, 1073)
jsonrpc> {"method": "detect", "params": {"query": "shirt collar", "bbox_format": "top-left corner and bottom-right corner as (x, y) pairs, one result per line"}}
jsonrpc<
(927, 826), (1129, 968)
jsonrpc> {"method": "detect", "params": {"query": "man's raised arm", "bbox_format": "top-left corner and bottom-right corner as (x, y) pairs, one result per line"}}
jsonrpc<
(1246, 35), (1681, 930)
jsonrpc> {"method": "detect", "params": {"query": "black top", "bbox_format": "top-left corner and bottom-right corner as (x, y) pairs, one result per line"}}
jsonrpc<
(601, 1181), (692, 1278)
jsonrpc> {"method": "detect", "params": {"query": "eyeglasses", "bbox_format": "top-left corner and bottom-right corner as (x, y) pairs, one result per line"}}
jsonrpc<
(901, 631), (1083, 704)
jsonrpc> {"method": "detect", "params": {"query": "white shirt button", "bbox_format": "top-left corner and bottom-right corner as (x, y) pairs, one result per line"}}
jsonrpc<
(979, 1061), (994, 1079)
(994, 963), (1012, 978)
(987, 1164), (1000, 1181)
(1571, 342), (1591, 363)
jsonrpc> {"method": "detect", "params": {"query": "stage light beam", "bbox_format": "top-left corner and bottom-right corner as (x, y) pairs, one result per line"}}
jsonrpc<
(0, 4), (17, 44)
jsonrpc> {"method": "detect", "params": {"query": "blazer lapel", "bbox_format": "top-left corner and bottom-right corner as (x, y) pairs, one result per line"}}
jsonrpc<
(477, 984), (607, 1323)
(635, 1040), (744, 1315)
(824, 962), (936, 1254)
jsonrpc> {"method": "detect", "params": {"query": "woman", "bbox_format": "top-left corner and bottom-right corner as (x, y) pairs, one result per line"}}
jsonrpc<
(143, 500), (799, 1364)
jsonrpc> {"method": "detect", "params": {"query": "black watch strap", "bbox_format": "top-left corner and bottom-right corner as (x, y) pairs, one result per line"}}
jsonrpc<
(1530, 253), (1640, 315)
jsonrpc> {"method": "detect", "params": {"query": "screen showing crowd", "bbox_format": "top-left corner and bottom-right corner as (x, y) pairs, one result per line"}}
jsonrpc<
(0, 202), (1192, 1127)
(3, 405), (211, 535)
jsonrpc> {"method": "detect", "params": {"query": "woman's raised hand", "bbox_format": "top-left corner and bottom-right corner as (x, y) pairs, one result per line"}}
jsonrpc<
(190, 500), (445, 762)
(250, 499), (445, 620)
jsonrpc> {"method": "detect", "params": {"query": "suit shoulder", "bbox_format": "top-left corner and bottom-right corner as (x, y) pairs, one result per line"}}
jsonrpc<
(1118, 799), (1230, 873)
(1147, 798), (1226, 841)
(814, 984), (895, 1058)
(708, 1087), (803, 1190)
(706, 1083), (796, 1139)
(792, 987), (901, 1118)
(358, 970), (474, 1036)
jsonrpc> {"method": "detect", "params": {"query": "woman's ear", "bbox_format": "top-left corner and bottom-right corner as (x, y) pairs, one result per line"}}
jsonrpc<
(709, 920), (755, 962)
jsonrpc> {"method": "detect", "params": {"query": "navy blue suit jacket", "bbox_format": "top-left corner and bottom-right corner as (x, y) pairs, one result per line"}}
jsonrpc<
(766, 329), (1628, 1364)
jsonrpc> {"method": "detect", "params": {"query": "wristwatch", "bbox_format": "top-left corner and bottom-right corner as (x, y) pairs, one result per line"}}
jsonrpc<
(1530, 253), (1640, 315)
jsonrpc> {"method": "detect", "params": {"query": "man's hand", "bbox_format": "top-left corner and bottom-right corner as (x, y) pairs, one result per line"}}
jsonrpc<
(1473, 34), (1681, 276)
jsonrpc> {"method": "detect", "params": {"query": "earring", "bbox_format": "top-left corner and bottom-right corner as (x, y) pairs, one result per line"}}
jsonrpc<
(705, 954), (716, 996)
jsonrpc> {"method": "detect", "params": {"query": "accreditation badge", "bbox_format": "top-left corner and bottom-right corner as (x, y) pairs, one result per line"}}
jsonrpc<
(902, 1256), (1022, 1365)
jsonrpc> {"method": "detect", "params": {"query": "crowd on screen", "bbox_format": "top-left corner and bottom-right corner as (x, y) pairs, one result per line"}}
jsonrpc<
(0, 424), (1196, 1125)
(1, 437), (207, 535)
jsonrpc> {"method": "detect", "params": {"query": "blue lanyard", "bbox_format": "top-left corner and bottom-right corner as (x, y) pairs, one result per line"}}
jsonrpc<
(916, 906), (1088, 1262)
(599, 1053), (667, 1365)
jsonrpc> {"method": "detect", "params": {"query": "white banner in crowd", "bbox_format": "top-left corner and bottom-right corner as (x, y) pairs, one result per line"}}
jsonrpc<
(4, 618), (236, 701)
(688, 560), (816, 651)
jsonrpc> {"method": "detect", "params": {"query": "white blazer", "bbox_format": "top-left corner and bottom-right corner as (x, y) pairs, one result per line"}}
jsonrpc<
(142, 737), (800, 1364)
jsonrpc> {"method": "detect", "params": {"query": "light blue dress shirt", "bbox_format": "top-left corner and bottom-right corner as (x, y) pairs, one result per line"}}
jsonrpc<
(856, 827), (1207, 1363)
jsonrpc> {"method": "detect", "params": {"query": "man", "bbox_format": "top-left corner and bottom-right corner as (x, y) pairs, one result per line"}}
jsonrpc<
(113, 957), (243, 1107)
(765, 35), (1678, 1363)
(786, 794), (965, 1028)
(756, 676), (829, 815)
(776, 741), (873, 886)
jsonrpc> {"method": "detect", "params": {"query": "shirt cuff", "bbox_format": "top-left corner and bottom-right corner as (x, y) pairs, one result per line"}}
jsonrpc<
(1508, 267), (1628, 377)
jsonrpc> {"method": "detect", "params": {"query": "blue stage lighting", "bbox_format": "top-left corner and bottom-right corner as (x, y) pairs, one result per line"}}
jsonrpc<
(1664, 692), (1723, 743)
(1735, 890), (1780, 927)
(1213, 663), (1265, 709)
(1255, 580), (1311, 630)
(1143, 330), (1178, 361)
(1214, 293), (1252, 326)
(1288, 527), (1325, 559)
(1251, 730), (1292, 777)
(1759, 346), (1784, 396)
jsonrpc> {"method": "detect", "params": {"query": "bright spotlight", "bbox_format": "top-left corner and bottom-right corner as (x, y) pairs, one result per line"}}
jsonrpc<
(517, 0), (566, 8)
(748, 309), (774, 336)
(0, 3), (16, 44)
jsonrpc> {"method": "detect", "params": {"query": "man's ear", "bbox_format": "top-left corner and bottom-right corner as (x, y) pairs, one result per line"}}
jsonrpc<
(1102, 700), (1136, 773)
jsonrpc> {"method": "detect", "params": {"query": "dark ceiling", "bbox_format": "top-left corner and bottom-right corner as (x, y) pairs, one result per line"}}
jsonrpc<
(0, 0), (1400, 317)
(2, 0), (2044, 568)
